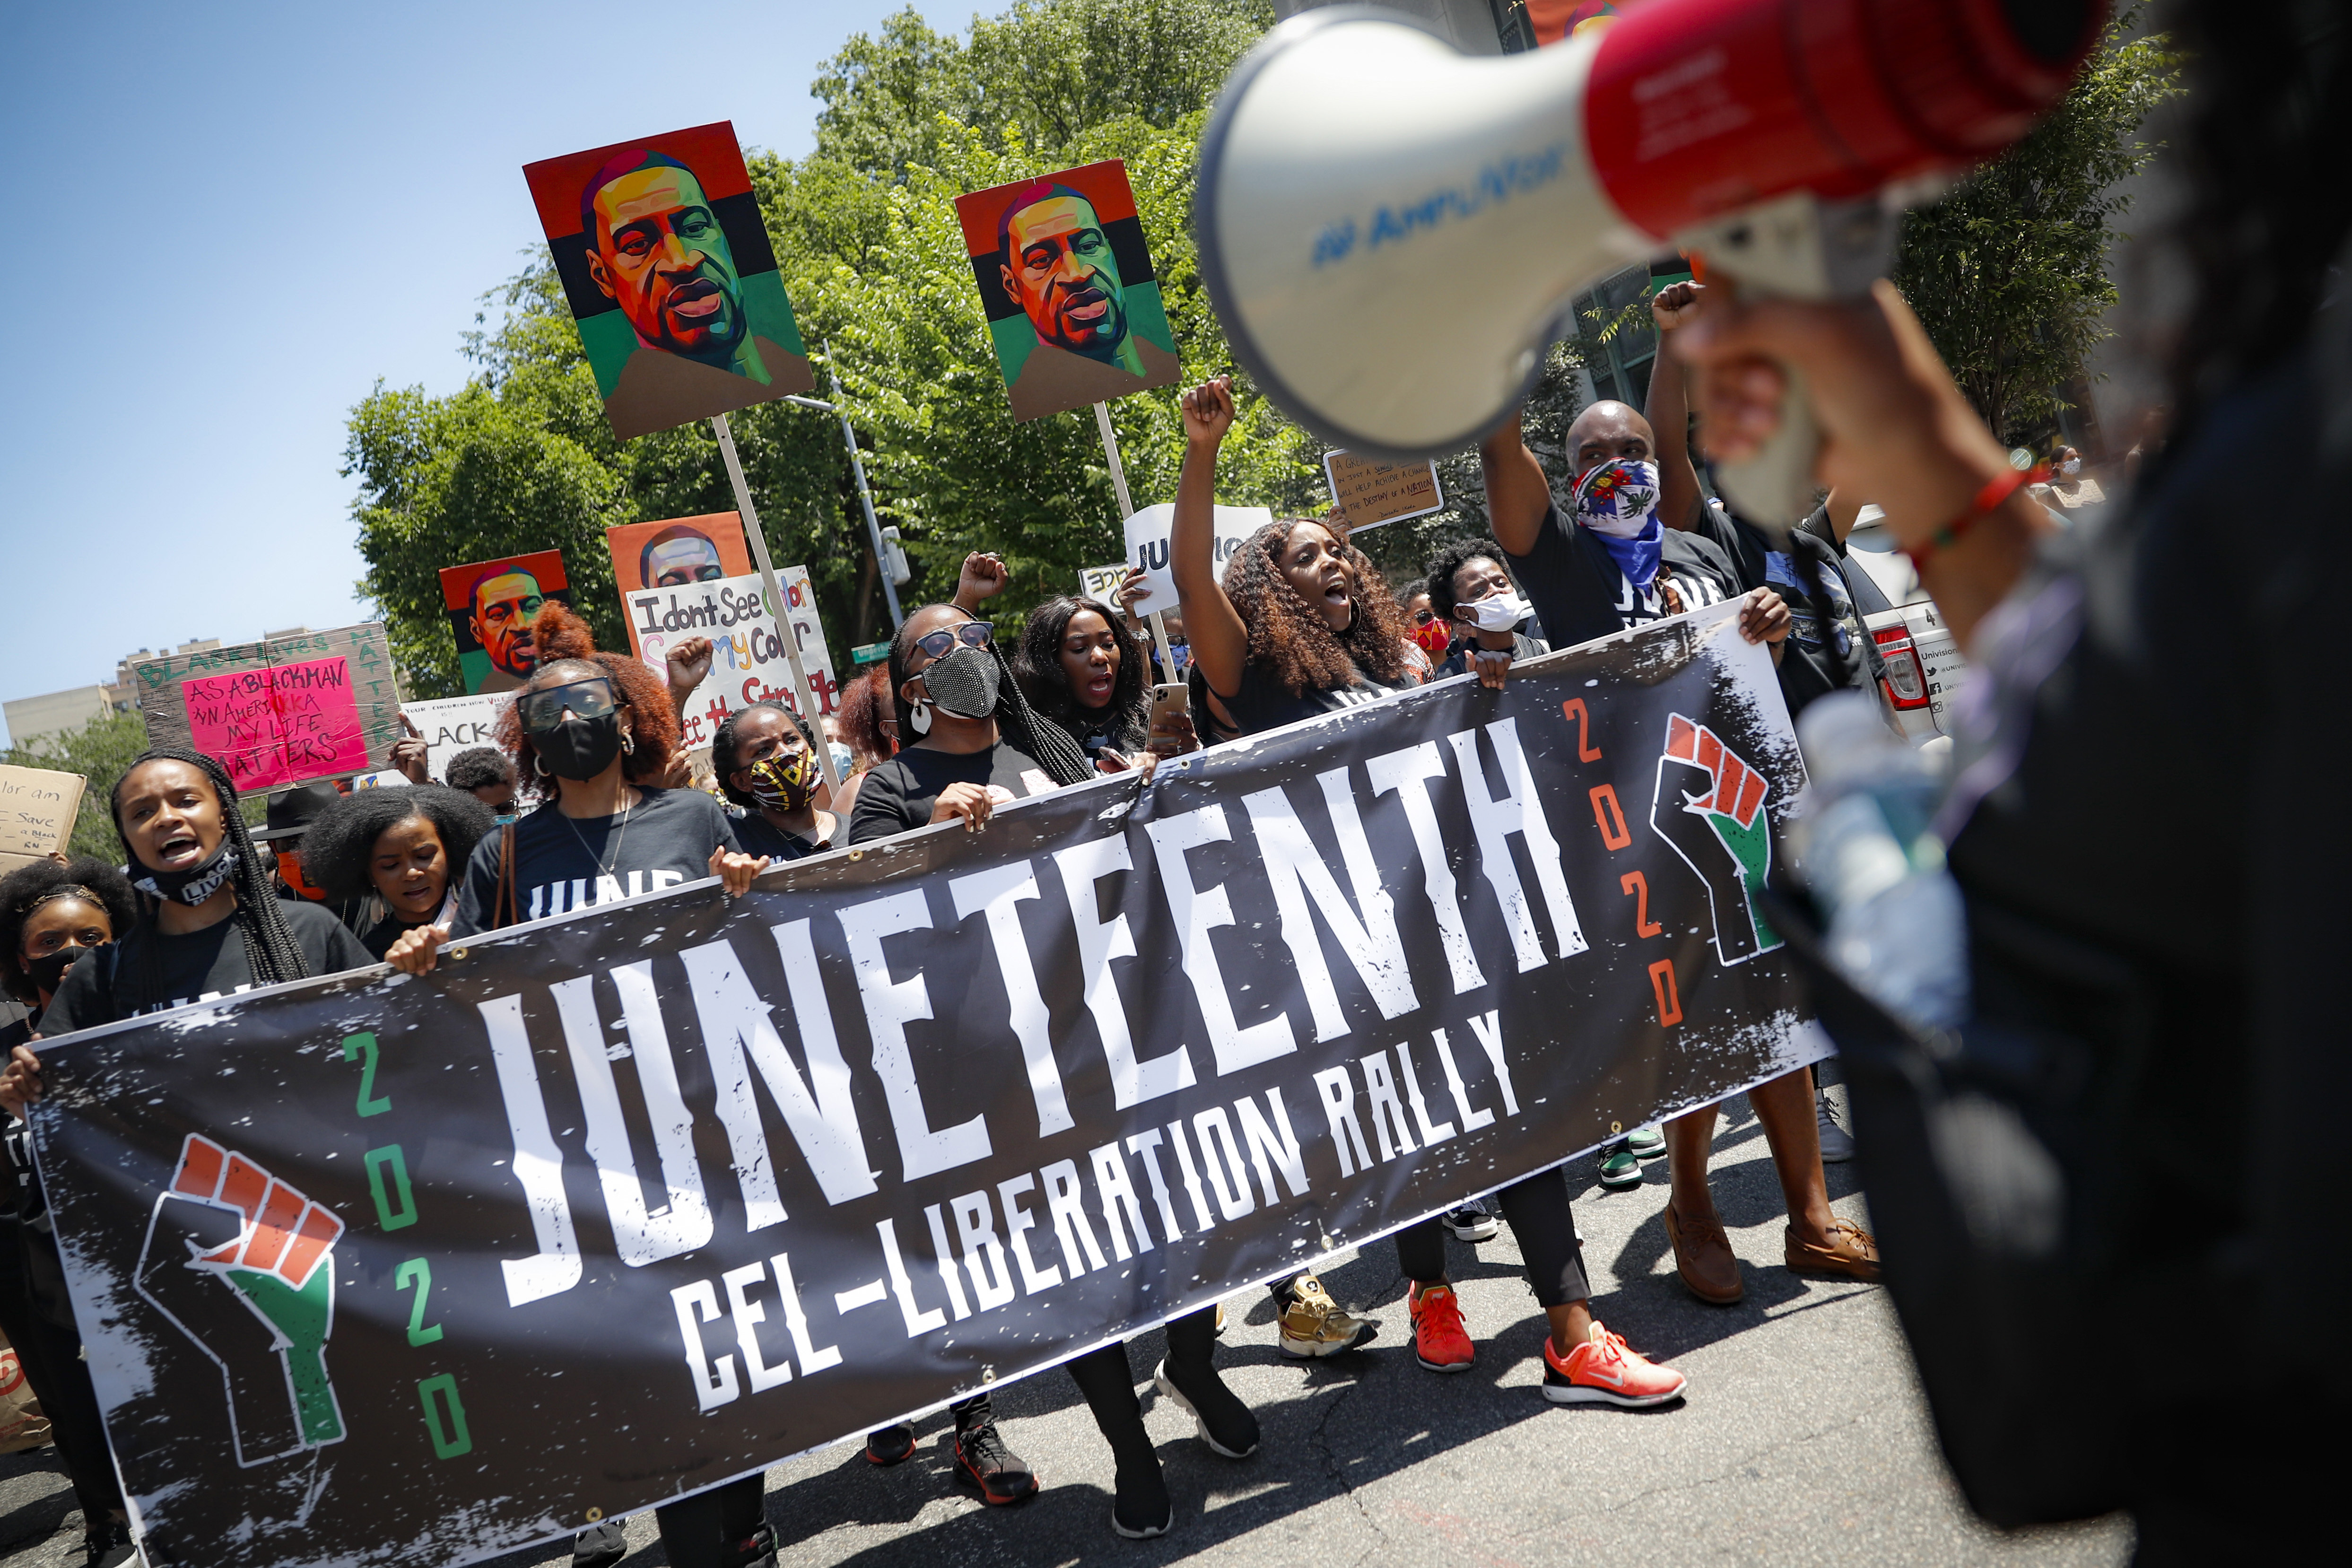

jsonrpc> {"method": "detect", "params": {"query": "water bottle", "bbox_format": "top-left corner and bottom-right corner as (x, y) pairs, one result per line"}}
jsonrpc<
(1791, 692), (1969, 1035)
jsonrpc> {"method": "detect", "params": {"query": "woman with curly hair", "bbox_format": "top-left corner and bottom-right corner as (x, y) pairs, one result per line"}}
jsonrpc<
(1010, 593), (1151, 760)
(383, 599), (768, 1568)
(1172, 377), (1423, 735)
(297, 786), (496, 958)
(0, 856), (139, 1564)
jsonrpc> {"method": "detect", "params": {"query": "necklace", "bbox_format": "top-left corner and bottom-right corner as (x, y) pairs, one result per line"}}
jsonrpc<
(560, 787), (636, 882)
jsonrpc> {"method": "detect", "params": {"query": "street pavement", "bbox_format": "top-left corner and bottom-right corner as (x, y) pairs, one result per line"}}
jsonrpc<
(0, 1074), (2132, 1568)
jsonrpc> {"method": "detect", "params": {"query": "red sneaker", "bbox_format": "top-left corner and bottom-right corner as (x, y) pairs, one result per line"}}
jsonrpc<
(1544, 1322), (1686, 1407)
(1409, 1283), (1475, 1372)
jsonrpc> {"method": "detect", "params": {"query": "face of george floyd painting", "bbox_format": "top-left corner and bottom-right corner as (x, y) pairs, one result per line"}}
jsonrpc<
(438, 550), (573, 694)
(604, 514), (751, 596)
(523, 122), (816, 441)
(955, 159), (1182, 423)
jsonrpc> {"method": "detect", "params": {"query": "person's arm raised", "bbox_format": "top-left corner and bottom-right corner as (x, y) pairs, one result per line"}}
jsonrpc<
(1172, 377), (1251, 699)
(1477, 408), (1554, 557)
(1646, 280), (1708, 532)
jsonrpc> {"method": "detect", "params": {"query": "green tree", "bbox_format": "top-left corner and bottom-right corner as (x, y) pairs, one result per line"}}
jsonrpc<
(1892, 6), (2183, 447)
(2, 710), (152, 862)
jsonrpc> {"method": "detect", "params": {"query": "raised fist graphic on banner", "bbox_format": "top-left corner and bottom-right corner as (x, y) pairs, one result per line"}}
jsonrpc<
(1650, 714), (1783, 965)
(133, 1134), (346, 1466)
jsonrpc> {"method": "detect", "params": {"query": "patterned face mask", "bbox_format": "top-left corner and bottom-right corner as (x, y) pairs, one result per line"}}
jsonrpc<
(747, 748), (819, 813)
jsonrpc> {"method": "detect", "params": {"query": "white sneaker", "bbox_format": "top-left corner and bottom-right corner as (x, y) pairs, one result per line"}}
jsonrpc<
(1442, 1201), (1499, 1242)
(1816, 1088), (1855, 1163)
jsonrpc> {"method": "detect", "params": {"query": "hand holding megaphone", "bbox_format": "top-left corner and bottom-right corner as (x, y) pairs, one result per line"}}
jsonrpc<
(1195, 0), (2103, 531)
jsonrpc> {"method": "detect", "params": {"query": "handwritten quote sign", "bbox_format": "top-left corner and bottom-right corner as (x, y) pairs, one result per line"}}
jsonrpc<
(131, 626), (402, 794)
(0, 764), (87, 874)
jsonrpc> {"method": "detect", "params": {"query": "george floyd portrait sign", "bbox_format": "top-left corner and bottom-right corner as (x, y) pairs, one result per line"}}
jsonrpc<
(955, 159), (1184, 422)
(605, 513), (754, 597)
(438, 551), (573, 695)
(36, 603), (1821, 1568)
(129, 627), (404, 796)
(524, 122), (816, 441)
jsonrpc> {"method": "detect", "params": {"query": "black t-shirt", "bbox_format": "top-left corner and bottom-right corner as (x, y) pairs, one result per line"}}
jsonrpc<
(1221, 659), (1417, 739)
(451, 786), (740, 935)
(733, 809), (838, 862)
(1684, 501), (1882, 716)
(42, 899), (376, 1034)
(1503, 503), (1743, 650)
(848, 742), (1063, 845)
(1436, 631), (1549, 680)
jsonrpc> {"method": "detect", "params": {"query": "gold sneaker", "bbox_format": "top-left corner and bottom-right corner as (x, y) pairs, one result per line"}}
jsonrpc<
(1276, 1273), (1378, 1358)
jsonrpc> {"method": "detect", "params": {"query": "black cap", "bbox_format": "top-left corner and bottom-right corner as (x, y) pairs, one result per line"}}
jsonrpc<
(251, 780), (348, 843)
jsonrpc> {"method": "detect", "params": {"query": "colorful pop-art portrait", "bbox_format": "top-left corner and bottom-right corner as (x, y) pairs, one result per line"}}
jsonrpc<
(523, 122), (815, 441)
(604, 514), (752, 595)
(954, 160), (1181, 423)
(438, 550), (573, 694)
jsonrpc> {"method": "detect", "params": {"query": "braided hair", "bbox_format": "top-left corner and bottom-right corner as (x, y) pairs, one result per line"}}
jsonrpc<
(1222, 518), (1418, 696)
(888, 608), (1096, 789)
(710, 701), (820, 810)
(0, 857), (139, 1006)
(109, 748), (311, 992)
(1011, 595), (1150, 755)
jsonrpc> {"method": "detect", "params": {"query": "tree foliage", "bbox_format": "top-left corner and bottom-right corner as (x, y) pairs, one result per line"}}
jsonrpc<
(1893, 6), (2183, 446)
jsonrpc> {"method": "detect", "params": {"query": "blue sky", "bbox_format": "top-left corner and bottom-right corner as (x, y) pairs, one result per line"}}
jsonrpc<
(0, 0), (952, 744)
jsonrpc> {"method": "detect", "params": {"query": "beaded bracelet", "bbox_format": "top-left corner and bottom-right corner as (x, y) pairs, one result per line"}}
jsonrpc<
(1903, 465), (2045, 571)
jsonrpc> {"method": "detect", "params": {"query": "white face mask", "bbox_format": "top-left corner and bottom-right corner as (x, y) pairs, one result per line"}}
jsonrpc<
(2059, 458), (2082, 476)
(1459, 591), (1532, 633)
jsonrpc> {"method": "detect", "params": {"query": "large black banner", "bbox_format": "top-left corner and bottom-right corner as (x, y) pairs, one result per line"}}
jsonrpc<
(31, 603), (1823, 1568)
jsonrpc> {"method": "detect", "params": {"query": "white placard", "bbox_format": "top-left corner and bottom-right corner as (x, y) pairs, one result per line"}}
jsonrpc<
(625, 566), (839, 753)
(392, 692), (511, 784)
(1120, 503), (1273, 617)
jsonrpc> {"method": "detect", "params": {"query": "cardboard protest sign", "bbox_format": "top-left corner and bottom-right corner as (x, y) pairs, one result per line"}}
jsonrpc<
(130, 627), (402, 796)
(396, 692), (513, 784)
(955, 160), (1182, 422)
(438, 551), (572, 694)
(1120, 503), (1272, 617)
(1323, 449), (1445, 533)
(606, 513), (753, 598)
(0, 764), (86, 874)
(523, 122), (815, 441)
(622, 565), (840, 749)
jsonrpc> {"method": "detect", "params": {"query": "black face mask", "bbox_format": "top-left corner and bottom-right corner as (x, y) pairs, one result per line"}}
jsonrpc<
(26, 943), (95, 996)
(535, 712), (626, 781)
(132, 844), (238, 906)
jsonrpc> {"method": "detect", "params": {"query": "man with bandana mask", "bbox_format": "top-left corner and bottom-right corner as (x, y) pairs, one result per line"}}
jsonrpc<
(712, 702), (838, 861)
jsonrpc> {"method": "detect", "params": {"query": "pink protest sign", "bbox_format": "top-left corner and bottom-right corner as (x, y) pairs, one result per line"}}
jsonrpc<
(181, 659), (369, 793)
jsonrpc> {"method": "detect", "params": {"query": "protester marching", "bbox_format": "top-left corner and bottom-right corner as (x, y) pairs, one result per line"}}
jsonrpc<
(0, 0), (2338, 1566)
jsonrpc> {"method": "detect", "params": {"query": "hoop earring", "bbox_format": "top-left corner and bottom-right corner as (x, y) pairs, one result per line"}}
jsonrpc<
(620, 732), (636, 756)
(534, 753), (553, 779)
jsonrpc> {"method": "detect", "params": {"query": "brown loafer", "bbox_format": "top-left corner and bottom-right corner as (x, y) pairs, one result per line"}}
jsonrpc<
(1785, 1219), (1881, 1281)
(1664, 1203), (1743, 1304)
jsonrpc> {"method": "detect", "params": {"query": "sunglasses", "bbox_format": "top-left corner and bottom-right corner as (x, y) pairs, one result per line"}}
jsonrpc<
(1410, 608), (1436, 626)
(520, 677), (620, 734)
(911, 622), (993, 661)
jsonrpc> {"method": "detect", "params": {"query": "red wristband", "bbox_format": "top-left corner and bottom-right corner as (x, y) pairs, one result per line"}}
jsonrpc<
(1904, 465), (2043, 571)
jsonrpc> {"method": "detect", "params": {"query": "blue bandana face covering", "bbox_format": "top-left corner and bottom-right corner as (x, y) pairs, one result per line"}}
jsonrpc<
(1573, 458), (1664, 593)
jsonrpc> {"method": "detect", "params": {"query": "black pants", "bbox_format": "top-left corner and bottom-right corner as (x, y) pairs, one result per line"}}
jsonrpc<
(0, 1217), (121, 1526)
(653, 1473), (766, 1568)
(1394, 1166), (1590, 1307)
(1065, 1304), (1216, 1460)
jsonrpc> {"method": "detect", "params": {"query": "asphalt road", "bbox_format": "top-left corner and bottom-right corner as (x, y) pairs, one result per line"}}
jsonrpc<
(0, 1074), (2132, 1568)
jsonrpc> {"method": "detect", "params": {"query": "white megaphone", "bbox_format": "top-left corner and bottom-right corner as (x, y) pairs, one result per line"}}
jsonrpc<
(1195, 0), (2101, 526)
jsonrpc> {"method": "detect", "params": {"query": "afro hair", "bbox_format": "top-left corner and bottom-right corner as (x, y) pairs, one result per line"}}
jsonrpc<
(0, 856), (140, 1005)
(1422, 538), (1516, 626)
(493, 601), (681, 785)
(298, 786), (497, 905)
(444, 746), (514, 793)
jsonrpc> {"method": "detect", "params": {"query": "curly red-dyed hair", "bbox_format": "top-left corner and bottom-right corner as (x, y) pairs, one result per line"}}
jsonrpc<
(494, 601), (681, 784)
(1223, 518), (1419, 696)
(835, 664), (894, 765)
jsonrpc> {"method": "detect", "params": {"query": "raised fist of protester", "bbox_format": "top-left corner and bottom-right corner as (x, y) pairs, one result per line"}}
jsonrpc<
(665, 636), (715, 704)
(952, 552), (1010, 613)
(930, 781), (998, 833)
(383, 922), (445, 976)
(135, 1135), (345, 1466)
(0, 1042), (41, 1116)
(1181, 376), (1236, 447)
(1651, 278), (1705, 333)
(709, 845), (770, 897)
(390, 714), (432, 785)
(1737, 587), (1791, 652)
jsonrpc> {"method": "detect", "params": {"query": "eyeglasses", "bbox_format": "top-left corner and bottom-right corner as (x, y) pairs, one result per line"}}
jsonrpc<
(910, 622), (993, 661)
(519, 678), (620, 734)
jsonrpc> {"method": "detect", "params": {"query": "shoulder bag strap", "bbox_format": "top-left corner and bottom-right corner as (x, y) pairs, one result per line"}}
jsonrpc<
(493, 822), (518, 930)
